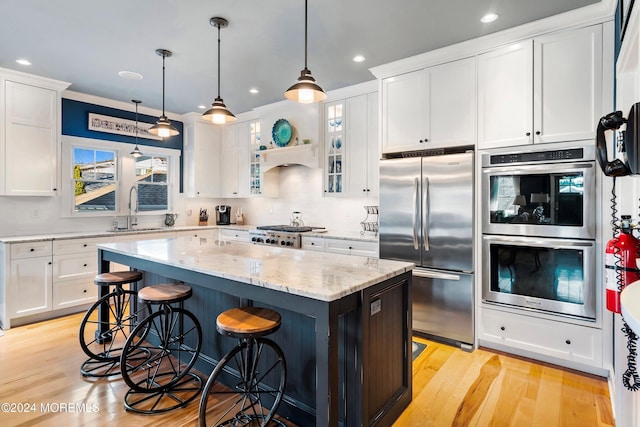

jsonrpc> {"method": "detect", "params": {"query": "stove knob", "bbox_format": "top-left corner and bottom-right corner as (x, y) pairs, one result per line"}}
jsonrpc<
(281, 241), (286, 245)
(257, 238), (263, 243)
(272, 240), (278, 245)
(265, 239), (271, 244)
(285, 241), (292, 246)
(251, 237), (257, 242)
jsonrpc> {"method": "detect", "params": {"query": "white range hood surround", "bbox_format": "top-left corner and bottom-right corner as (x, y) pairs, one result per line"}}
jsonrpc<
(258, 143), (320, 172)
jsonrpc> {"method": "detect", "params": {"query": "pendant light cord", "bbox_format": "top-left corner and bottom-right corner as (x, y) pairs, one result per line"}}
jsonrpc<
(304, 0), (308, 69)
(217, 22), (221, 98)
(161, 54), (166, 116)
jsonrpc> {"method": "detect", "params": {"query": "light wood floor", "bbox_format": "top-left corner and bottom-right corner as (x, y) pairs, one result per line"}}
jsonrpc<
(0, 313), (614, 426)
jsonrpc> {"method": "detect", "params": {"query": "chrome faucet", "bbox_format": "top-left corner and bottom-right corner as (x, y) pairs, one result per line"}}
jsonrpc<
(127, 185), (138, 230)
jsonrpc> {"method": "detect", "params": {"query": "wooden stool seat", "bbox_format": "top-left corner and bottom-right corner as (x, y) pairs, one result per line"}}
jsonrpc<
(216, 307), (281, 338)
(94, 271), (143, 286)
(138, 283), (192, 304)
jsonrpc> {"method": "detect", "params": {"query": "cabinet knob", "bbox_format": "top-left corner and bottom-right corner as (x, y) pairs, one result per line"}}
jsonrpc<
(363, 189), (366, 192)
(53, 188), (57, 191)
(366, 189), (370, 192)
(83, 244), (87, 247)
(30, 248), (35, 252)
(83, 289), (87, 293)
(565, 339), (571, 345)
(525, 132), (531, 137)
(349, 246), (353, 250)
(535, 131), (541, 136)
(500, 326), (505, 331)
(83, 263), (87, 267)
(48, 261), (52, 265)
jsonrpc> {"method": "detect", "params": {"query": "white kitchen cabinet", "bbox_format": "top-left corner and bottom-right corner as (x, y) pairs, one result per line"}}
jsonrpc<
(479, 307), (603, 370)
(0, 69), (69, 196)
(478, 24), (602, 149)
(223, 121), (250, 198)
(324, 92), (379, 196)
(52, 237), (104, 310)
(381, 57), (476, 153)
(324, 238), (379, 257)
(7, 242), (53, 319)
(219, 229), (250, 242)
(301, 236), (326, 252)
(183, 113), (224, 198)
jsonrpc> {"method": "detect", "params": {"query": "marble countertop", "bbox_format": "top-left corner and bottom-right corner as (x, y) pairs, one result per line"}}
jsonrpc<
(621, 280), (640, 335)
(98, 237), (410, 302)
(0, 224), (377, 244)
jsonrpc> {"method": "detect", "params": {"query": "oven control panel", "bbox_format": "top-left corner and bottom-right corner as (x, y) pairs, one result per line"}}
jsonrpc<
(485, 148), (588, 166)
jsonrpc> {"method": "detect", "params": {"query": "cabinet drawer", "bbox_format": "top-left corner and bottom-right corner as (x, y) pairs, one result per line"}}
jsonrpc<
(10, 241), (52, 259)
(220, 229), (250, 242)
(53, 253), (98, 281)
(53, 237), (105, 255)
(479, 307), (602, 367)
(325, 239), (379, 257)
(176, 229), (217, 239)
(53, 278), (98, 309)
(301, 237), (326, 252)
(115, 232), (174, 242)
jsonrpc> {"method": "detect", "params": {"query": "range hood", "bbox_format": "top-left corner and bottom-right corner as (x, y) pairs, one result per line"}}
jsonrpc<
(258, 143), (320, 172)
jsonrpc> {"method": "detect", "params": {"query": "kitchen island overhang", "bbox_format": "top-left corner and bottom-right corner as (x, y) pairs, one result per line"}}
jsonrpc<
(96, 237), (414, 427)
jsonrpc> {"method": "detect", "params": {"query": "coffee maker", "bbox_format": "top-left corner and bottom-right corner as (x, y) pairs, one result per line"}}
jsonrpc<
(215, 205), (231, 225)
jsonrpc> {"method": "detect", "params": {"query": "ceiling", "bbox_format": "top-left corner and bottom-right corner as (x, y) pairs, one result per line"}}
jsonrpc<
(0, 0), (606, 116)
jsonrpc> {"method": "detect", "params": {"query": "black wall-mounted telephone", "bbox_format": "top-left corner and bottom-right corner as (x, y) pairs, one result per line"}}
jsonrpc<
(597, 103), (640, 176)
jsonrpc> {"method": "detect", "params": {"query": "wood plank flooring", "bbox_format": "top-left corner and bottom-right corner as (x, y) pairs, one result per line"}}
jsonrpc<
(0, 313), (614, 426)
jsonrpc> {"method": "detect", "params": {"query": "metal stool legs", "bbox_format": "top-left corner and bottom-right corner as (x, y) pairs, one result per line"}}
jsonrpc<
(79, 283), (149, 377)
(120, 297), (203, 414)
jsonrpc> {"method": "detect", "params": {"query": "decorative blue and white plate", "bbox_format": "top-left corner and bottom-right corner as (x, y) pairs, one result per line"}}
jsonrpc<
(272, 119), (292, 147)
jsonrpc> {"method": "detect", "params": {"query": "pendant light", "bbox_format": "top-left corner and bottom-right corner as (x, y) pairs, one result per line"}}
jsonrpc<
(284, 0), (326, 104)
(148, 49), (179, 137)
(130, 99), (143, 158)
(203, 17), (236, 124)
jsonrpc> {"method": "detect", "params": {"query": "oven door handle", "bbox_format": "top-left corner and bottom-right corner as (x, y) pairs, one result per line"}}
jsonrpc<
(482, 162), (593, 175)
(413, 177), (419, 250)
(482, 234), (594, 248)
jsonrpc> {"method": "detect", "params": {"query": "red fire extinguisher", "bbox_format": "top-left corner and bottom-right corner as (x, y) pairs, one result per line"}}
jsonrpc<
(606, 215), (640, 313)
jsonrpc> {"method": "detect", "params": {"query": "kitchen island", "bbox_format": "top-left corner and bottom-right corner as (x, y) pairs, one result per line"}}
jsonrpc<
(97, 236), (413, 427)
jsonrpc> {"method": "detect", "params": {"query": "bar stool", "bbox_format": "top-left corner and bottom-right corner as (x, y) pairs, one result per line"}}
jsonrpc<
(79, 270), (147, 377)
(119, 283), (203, 414)
(198, 306), (287, 427)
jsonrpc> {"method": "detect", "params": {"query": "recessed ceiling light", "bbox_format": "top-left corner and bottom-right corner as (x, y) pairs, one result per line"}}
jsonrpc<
(249, 88), (259, 94)
(118, 70), (143, 80)
(481, 13), (499, 23)
(16, 58), (31, 66)
(353, 55), (366, 63)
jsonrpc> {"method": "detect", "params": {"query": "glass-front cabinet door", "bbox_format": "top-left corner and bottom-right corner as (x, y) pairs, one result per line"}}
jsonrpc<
(249, 120), (262, 195)
(325, 101), (344, 195)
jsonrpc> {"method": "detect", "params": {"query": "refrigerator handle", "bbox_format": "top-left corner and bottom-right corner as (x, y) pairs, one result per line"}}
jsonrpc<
(423, 177), (429, 251)
(413, 269), (461, 281)
(413, 177), (419, 250)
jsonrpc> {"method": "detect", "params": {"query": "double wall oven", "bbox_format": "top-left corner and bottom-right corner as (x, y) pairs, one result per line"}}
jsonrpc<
(481, 145), (597, 320)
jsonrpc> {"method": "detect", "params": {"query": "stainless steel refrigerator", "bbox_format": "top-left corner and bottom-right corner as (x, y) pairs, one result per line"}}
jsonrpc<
(379, 150), (474, 347)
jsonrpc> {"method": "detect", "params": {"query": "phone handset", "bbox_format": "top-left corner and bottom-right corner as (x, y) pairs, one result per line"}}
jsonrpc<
(596, 110), (632, 177)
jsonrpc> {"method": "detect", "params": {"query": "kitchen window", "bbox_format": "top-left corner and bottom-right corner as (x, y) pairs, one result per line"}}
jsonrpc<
(73, 148), (117, 212)
(135, 155), (169, 211)
(61, 136), (178, 217)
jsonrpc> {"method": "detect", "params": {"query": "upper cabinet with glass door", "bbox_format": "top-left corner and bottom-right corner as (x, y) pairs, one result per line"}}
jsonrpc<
(249, 120), (262, 195)
(324, 102), (345, 195)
